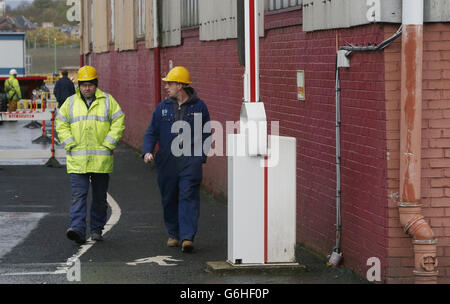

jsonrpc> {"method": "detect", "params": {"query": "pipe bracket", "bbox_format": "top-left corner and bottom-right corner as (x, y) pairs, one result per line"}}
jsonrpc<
(398, 201), (422, 208)
(413, 239), (437, 245)
(413, 270), (439, 276)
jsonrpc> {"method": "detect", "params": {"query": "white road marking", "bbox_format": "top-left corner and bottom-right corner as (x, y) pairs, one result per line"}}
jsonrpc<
(2, 271), (60, 276)
(127, 256), (182, 267)
(54, 192), (121, 275)
(0, 263), (70, 277)
(0, 193), (121, 278)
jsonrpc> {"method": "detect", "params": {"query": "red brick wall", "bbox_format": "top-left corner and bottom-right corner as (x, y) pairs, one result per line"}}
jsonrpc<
(385, 23), (450, 284)
(91, 42), (157, 150)
(333, 25), (389, 278)
(159, 28), (244, 199)
(89, 9), (390, 280)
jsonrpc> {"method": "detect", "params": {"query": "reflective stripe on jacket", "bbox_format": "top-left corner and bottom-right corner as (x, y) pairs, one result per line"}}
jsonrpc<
(4, 76), (21, 101)
(55, 88), (125, 174)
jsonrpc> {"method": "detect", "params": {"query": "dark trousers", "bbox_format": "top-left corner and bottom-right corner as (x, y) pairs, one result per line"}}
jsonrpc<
(157, 158), (202, 242)
(69, 173), (109, 237)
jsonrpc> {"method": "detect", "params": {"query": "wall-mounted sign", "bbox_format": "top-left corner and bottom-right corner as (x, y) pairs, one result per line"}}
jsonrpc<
(297, 70), (305, 101)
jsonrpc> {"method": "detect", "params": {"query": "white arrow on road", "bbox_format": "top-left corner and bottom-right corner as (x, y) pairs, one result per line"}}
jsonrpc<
(126, 256), (182, 267)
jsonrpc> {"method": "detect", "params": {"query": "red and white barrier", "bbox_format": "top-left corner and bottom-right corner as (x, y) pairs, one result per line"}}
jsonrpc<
(0, 110), (52, 122)
(0, 109), (63, 167)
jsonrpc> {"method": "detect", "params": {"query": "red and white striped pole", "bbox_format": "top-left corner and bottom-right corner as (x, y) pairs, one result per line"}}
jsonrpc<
(244, 0), (260, 104)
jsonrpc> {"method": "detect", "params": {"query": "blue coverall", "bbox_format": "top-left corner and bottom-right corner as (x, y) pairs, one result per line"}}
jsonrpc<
(54, 76), (76, 107)
(142, 88), (210, 242)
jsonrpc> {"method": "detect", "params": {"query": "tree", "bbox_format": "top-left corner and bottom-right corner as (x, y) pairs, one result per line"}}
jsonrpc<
(7, 0), (78, 26)
(32, 0), (53, 10)
(26, 27), (79, 48)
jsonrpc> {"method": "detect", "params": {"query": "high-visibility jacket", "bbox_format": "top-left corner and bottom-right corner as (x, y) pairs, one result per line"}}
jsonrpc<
(4, 76), (21, 102)
(56, 88), (125, 174)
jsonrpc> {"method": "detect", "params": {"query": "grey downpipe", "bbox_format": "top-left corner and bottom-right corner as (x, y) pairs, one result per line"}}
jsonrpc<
(328, 26), (403, 267)
(335, 61), (342, 254)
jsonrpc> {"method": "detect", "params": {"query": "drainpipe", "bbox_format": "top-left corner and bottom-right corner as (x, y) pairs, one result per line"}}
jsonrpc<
(399, 0), (438, 283)
(332, 27), (402, 267)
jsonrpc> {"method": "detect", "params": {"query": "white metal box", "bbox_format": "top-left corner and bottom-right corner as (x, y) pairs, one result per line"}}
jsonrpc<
(227, 134), (296, 264)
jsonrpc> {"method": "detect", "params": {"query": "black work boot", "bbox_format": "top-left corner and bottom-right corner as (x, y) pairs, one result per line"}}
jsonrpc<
(66, 228), (86, 244)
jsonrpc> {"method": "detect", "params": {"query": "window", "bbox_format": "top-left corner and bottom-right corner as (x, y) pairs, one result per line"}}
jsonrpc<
(181, 0), (199, 28)
(136, 0), (146, 38)
(268, 0), (302, 11)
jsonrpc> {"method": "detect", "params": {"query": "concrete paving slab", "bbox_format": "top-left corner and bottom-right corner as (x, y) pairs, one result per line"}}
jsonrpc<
(205, 261), (307, 275)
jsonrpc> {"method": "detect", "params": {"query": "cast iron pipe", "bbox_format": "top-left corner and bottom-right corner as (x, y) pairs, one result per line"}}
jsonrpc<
(399, 0), (438, 284)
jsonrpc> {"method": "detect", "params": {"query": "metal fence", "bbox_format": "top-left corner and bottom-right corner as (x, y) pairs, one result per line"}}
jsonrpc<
(181, 0), (199, 28)
(180, 0), (302, 28)
(27, 46), (80, 74)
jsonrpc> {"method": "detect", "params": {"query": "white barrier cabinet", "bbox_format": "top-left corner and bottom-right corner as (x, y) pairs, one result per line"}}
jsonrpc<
(227, 134), (297, 265)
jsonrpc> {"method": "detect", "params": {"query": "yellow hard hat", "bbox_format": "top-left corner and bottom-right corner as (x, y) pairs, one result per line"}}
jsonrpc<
(162, 66), (191, 84)
(78, 65), (98, 82)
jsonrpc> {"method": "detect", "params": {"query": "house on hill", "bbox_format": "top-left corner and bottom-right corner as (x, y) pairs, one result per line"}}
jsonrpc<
(0, 15), (36, 32)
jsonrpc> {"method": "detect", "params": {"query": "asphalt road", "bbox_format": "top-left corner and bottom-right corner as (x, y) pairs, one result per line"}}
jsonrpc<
(0, 122), (367, 288)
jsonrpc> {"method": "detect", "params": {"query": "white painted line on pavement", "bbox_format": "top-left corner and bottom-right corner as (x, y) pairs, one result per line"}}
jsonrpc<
(0, 262), (71, 277)
(0, 193), (121, 279)
(2, 271), (61, 276)
(54, 192), (121, 275)
(127, 256), (182, 267)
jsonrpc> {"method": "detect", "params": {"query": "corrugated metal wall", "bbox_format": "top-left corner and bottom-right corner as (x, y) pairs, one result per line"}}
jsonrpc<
(303, 0), (450, 32)
(93, 0), (108, 53)
(82, 0), (305, 53)
(80, 0), (95, 54)
(115, 0), (136, 51)
(161, 0), (181, 47)
(199, 0), (264, 41)
(181, 0), (199, 28)
(144, 0), (155, 49)
(425, 0), (450, 21)
(199, 0), (237, 41)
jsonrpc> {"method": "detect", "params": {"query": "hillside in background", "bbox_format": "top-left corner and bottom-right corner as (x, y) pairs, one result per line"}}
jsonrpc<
(6, 0), (77, 26)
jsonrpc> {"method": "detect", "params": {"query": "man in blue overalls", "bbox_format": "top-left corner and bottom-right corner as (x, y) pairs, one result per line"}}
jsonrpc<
(142, 66), (210, 253)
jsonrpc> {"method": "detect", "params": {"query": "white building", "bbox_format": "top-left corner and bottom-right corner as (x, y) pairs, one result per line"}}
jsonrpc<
(0, 0), (5, 17)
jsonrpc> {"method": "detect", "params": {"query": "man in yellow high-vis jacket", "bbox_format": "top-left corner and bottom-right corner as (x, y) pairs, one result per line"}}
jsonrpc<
(56, 65), (125, 244)
(4, 69), (22, 112)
